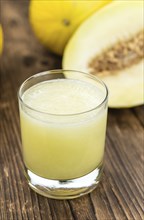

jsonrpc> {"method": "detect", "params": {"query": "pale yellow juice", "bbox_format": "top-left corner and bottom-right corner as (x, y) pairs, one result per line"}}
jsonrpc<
(20, 79), (107, 180)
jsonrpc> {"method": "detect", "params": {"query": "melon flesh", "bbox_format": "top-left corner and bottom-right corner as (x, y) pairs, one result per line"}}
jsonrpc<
(63, 0), (144, 108)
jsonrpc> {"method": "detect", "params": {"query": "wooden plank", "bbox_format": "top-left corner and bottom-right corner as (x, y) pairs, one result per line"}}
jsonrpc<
(0, 1), (143, 220)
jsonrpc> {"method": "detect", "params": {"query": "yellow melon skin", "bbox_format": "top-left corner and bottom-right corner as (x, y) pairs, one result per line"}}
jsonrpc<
(0, 25), (3, 55)
(63, 0), (144, 108)
(29, 0), (112, 55)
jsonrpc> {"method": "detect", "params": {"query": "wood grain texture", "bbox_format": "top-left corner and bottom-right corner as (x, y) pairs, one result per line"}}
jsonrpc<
(0, 1), (144, 220)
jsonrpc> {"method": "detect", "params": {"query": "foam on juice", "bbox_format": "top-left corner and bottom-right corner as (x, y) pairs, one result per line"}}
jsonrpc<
(22, 79), (104, 115)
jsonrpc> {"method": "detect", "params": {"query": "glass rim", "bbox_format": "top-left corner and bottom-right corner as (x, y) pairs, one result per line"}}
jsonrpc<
(18, 69), (108, 117)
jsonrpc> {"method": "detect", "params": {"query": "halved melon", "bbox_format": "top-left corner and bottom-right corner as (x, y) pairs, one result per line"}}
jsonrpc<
(63, 0), (144, 108)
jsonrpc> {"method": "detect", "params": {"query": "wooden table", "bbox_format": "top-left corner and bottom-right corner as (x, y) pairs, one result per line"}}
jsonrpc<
(0, 1), (143, 219)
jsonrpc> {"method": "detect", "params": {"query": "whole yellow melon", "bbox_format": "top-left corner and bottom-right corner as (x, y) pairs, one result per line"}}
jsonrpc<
(0, 25), (3, 55)
(29, 0), (111, 55)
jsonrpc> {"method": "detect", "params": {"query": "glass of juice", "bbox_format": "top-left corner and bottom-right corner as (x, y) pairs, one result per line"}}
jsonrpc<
(18, 70), (108, 199)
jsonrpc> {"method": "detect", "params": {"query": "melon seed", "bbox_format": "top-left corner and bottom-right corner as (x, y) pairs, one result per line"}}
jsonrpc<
(89, 30), (144, 76)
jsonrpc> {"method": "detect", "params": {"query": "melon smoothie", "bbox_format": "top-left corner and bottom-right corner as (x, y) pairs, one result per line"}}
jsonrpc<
(18, 70), (108, 199)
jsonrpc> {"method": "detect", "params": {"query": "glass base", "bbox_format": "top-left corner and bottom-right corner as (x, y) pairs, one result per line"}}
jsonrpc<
(25, 164), (103, 199)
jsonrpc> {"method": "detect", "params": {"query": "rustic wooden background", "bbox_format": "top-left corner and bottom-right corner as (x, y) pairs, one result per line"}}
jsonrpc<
(0, 1), (144, 219)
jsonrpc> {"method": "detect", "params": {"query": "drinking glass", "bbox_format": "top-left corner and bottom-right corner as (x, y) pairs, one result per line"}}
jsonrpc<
(18, 70), (108, 199)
